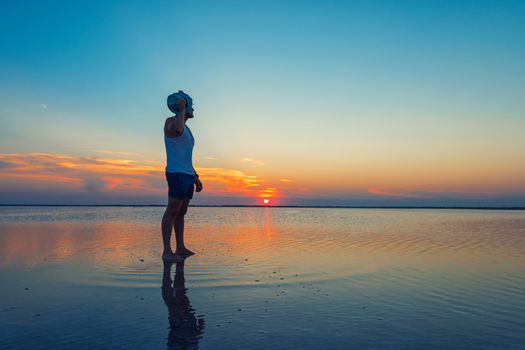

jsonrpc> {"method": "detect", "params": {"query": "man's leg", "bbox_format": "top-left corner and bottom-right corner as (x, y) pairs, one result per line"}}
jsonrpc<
(162, 198), (183, 260)
(173, 198), (194, 255)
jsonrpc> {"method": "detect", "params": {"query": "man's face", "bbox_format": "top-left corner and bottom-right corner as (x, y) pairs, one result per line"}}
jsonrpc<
(185, 108), (194, 119)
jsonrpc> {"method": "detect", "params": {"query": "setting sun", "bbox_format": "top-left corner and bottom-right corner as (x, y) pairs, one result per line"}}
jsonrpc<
(263, 199), (270, 205)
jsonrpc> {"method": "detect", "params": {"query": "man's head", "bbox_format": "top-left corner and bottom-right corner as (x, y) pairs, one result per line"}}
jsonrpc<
(167, 90), (194, 118)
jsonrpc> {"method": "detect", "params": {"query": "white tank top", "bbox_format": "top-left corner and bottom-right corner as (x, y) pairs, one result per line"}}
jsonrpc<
(165, 125), (195, 175)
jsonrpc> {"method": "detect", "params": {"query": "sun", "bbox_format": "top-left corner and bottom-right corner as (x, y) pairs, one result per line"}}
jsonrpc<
(263, 199), (270, 205)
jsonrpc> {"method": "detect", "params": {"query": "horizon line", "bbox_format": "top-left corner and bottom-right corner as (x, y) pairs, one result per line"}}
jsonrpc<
(1, 204), (524, 210)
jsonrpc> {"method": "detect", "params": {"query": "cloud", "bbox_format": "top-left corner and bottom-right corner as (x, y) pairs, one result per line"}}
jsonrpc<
(196, 167), (260, 194)
(0, 153), (271, 201)
(0, 153), (163, 196)
(368, 187), (434, 199)
(368, 187), (503, 199)
(260, 187), (277, 198)
(91, 149), (146, 158)
(240, 157), (264, 166)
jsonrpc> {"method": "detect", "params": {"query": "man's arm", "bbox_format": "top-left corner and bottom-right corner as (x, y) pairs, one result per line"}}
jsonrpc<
(193, 168), (203, 192)
(164, 99), (186, 138)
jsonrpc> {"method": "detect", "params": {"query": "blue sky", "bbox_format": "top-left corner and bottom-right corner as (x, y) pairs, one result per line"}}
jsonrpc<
(1, 0), (524, 205)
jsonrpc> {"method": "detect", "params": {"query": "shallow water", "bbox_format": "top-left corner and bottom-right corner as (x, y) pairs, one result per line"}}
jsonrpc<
(1, 207), (524, 349)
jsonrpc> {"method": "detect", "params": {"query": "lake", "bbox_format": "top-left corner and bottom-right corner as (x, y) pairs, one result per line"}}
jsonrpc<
(1, 206), (524, 349)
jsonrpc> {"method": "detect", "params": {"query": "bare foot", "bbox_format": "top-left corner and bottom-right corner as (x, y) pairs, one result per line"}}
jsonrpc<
(162, 252), (184, 262)
(175, 248), (195, 256)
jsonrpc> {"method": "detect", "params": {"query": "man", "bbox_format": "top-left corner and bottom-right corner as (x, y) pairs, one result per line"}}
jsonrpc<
(161, 91), (203, 261)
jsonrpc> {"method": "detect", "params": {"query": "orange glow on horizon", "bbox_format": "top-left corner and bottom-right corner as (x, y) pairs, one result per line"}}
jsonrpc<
(0, 151), (523, 203)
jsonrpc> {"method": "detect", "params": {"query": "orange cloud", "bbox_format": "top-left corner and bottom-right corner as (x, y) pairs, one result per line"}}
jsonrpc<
(0, 153), (279, 199)
(196, 167), (261, 195)
(260, 187), (277, 198)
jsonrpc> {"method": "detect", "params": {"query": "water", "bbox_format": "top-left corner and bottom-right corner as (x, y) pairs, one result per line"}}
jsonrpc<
(1, 207), (524, 349)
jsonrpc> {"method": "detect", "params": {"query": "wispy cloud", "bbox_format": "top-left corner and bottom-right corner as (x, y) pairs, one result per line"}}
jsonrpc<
(196, 167), (260, 195)
(260, 187), (277, 198)
(240, 157), (264, 166)
(91, 149), (146, 158)
(368, 187), (503, 199)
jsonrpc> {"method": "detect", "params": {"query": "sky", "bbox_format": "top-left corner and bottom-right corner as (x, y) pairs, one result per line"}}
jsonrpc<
(0, 0), (524, 206)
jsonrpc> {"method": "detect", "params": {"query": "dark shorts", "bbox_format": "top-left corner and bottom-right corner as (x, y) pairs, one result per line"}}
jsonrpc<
(166, 172), (195, 199)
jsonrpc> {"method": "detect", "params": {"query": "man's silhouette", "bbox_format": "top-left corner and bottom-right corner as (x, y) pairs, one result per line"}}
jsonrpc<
(162, 91), (203, 261)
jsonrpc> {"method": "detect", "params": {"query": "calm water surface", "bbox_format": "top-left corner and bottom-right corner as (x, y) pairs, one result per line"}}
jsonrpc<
(0, 207), (524, 349)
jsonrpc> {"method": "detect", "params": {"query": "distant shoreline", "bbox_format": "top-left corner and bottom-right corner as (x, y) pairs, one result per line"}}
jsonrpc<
(0, 204), (524, 210)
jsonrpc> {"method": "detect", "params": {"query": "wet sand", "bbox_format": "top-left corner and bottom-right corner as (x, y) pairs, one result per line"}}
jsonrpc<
(1, 207), (524, 349)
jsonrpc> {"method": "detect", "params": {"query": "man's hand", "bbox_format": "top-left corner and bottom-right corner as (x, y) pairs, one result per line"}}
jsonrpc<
(195, 177), (203, 192)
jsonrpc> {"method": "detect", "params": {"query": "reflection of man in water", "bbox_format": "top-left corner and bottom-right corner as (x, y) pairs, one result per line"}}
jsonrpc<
(162, 259), (205, 349)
